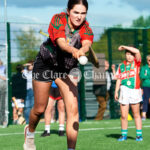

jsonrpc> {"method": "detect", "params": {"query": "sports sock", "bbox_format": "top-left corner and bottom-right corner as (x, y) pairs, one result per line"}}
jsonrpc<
(68, 149), (74, 150)
(59, 124), (64, 131)
(136, 129), (142, 137)
(121, 129), (128, 136)
(45, 125), (50, 133)
(27, 128), (35, 138)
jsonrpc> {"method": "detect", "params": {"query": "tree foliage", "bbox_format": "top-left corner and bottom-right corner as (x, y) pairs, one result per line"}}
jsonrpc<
(92, 15), (150, 65)
(132, 16), (150, 27)
(15, 28), (41, 62)
(12, 28), (42, 73)
(92, 29), (136, 63)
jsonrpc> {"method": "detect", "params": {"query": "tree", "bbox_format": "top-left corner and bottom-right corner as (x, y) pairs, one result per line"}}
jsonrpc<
(15, 28), (42, 62)
(92, 28), (135, 63)
(132, 16), (150, 27)
(131, 15), (150, 58)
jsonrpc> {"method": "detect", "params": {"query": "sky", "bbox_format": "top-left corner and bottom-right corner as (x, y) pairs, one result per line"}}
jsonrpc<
(0, 0), (150, 63)
(0, 0), (150, 27)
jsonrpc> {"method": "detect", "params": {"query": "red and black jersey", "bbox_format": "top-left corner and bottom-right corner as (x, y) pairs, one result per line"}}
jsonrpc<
(48, 12), (94, 48)
(40, 12), (94, 70)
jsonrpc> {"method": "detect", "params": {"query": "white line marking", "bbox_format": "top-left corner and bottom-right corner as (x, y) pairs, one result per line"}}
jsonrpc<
(79, 125), (150, 131)
(82, 121), (150, 124)
(0, 125), (150, 136)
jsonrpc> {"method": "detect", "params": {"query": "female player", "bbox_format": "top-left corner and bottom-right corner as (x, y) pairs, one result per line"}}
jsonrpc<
(23, 0), (93, 150)
(115, 45), (143, 141)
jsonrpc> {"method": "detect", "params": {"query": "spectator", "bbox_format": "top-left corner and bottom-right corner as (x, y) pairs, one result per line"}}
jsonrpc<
(23, 61), (34, 124)
(0, 59), (6, 81)
(140, 55), (150, 120)
(94, 60), (115, 120)
(12, 64), (27, 124)
(0, 59), (6, 125)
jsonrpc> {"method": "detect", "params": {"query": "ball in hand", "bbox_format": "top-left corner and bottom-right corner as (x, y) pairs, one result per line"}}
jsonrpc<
(78, 56), (88, 65)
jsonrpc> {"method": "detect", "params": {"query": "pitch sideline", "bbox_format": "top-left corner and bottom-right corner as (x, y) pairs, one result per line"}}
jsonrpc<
(0, 125), (150, 136)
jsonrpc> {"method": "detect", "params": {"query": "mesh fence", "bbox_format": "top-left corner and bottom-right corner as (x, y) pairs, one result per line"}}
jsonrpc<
(0, 22), (150, 125)
(0, 22), (7, 127)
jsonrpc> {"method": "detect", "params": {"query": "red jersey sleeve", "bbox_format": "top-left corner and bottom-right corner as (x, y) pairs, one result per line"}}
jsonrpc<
(80, 21), (94, 43)
(134, 58), (141, 67)
(48, 13), (66, 43)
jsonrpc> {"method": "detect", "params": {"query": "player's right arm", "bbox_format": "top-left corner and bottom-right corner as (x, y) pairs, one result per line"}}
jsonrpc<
(114, 64), (121, 101)
(114, 79), (121, 101)
(49, 14), (84, 59)
(56, 38), (84, 59)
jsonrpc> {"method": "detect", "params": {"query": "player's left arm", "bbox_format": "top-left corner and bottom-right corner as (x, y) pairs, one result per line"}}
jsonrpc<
(80, 40), (92, 53)
(79, 23), (94, 54)
(118, 45), (141, 62)
(72, 40), (92, 59)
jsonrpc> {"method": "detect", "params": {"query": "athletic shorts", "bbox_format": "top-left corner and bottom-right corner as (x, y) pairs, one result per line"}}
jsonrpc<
(119, 85), (142, 104)
(12, 99), (24, 108)
(49, 87), (62, 100)
(32, 52), (70, 82)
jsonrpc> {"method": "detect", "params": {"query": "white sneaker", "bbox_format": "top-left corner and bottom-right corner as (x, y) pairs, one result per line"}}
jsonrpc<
(23, 125), (36, 150)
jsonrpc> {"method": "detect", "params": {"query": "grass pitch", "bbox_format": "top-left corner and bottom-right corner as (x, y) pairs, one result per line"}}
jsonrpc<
(0, 119), (150, 150)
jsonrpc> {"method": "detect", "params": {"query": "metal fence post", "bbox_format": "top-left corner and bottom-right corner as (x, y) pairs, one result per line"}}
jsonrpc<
(107, 29), (112, 67)
(79, 65), (86, 121)
(142, 29), (148, 65)
(7, 22), (13, 125)
(134, 29), (138, 48)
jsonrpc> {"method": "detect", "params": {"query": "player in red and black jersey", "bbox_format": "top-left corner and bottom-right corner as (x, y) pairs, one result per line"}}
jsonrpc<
(23, 0), (94, 150)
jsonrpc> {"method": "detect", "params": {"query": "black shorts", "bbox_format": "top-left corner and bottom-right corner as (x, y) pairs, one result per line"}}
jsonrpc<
(32, 53), (70, 82)
(49, 87), (62, 100)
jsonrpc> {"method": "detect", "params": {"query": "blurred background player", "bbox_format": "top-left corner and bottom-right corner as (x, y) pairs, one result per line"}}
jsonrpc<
(140, 55), (150, 120)
(115, 45), (143, 142)
(0, 59), (6, 81)
(41, 81), (65, 137)
(12, 64), (27, 124)
(23, 60), (34, 124)
(0, 59), (6, 125)
(94, 60), (116, 120)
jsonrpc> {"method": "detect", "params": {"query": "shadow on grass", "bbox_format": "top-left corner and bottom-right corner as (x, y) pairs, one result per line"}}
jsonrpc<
(106, 134), (135, 140)
(38, 129), (66, 136)
(51, 129), (59, 135)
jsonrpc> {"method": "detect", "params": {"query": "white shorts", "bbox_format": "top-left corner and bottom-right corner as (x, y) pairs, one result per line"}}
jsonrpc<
(119, 86), (142, 104)
(12, 99), (24, 108)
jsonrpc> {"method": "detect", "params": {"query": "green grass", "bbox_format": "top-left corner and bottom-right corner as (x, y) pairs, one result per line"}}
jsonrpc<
(0, 119), (150, 150)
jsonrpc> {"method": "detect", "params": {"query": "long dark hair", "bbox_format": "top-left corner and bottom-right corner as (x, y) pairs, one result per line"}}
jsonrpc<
(125, 45), (135, 57)
(67, 0), (88, 11)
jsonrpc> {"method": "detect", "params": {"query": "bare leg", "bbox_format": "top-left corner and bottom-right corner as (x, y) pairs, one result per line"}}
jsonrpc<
(29, 80), (51, 132)
(131, 103), (142, 130)
(51, 101), (56, 122)
(57, 99), (65, 125)
(13, 107), (18, 121)
(55, 77), (79, 149)
(44, 98), (55, 125)
(18, 108), (24, 114)
(142, 112), (146, 118)
(120, 104), (129, 129)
